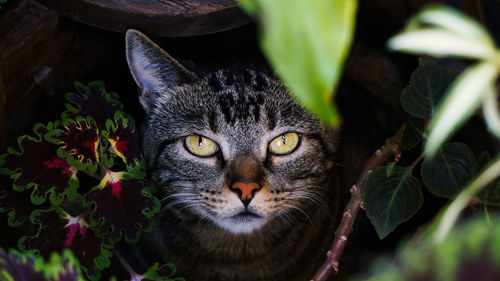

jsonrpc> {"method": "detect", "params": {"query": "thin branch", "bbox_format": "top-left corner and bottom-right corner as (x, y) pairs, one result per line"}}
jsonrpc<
(81, 169), (100, 180)
(112, 248), (144, 281)
(311, 124), (406, 281)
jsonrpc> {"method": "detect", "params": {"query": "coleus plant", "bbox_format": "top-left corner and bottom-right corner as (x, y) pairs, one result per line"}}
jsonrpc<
(0, 81), (182, 281)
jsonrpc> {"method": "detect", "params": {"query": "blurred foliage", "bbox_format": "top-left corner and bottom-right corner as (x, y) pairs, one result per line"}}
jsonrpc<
(388, 5), (500, 156)
(237, 0), (357, 126)
(351, 215), (500, 281)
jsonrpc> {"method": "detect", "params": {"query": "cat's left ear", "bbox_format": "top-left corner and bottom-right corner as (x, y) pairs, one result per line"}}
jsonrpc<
(125, 29), (197, 111)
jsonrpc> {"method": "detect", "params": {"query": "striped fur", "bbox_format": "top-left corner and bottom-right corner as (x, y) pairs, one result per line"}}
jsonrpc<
(125, 29), (344, 281)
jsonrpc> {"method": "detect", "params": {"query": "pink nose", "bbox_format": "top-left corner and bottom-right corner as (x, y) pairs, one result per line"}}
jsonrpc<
(230, 181), (261, 205)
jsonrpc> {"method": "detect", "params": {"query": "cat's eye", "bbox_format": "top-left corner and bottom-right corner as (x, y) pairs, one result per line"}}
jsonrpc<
(184, 135), (219, 157)
(268, 132), (300, 155)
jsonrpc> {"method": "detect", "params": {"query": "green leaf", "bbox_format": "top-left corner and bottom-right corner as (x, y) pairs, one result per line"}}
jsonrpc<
(237, 0), (357, 126)
(0, 248), (86, 281)
(482, 85), (500, 139)
(425, 62), (499, 156)
(355, 215), (500, 281)
(421, 142), (475, 198)
(388, 5), (497, 60)
(477, 181), (500, 206)
(434, 156), (500, 242)
(474, 150), (491, 175)
(142, 262), (185, 281)
(386, 162), (396, 178)
(363, 166), (423, 239)
(400, 60), (454, 118)
(401, 117), (425, 150)
(415, 5), (494, 44)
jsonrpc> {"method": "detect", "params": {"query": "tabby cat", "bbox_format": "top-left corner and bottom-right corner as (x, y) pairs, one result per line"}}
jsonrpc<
(125, 29), (345, 281)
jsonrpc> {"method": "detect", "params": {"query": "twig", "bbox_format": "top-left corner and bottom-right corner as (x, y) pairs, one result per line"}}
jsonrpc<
(311, 124), (406, 281)
(113, 248), (144, 281)
(81, 169), (100, 180)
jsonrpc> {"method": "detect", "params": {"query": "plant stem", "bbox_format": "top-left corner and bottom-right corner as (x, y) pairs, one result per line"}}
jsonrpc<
(81, 170), (100, 180)
(311, 124), (405, 281)
(112, 248), (144, 281)
(409, 153), (425, 170)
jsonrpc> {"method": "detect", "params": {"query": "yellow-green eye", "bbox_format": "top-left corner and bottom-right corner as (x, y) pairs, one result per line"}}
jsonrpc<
(185, 135), (219, 157)
(268, 132), (300, 155)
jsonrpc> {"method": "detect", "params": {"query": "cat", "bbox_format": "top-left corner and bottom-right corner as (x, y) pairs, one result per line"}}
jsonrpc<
(125, 29), (345, 281)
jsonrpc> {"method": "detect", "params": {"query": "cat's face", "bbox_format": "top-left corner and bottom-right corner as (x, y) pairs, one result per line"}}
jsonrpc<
(126, 30), (338, 234)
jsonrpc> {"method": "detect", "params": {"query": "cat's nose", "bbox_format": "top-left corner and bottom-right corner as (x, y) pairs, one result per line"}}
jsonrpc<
(230, 180), (262, 206)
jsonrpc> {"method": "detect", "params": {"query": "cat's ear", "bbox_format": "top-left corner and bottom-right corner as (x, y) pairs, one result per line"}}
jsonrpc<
(125, 29), (197, 111)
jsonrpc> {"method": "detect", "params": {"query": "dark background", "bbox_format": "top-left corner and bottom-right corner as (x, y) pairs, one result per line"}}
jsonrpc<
(1, 0), (499, 279)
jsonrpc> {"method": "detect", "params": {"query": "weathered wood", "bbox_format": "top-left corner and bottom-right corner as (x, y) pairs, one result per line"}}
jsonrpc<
(38, 0), (252, 37)
(0, 0), (76, 147)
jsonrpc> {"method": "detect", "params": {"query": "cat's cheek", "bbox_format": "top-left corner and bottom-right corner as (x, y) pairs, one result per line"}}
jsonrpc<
(248, 190), (273, 217)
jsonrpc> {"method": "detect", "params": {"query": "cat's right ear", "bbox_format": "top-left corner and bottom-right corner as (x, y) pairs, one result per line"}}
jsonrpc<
(125, 29), (197, 112)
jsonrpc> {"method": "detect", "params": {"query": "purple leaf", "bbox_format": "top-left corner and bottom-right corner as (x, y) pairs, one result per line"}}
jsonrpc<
(103, 113), (142, 168)
(0, 248), (85, 281)
(20, 208), (113, 281)
(2, 123), (79, 205)
(62, 81), (123, 130)
(55, 118), (100, 173)
(85, 170), (159, 242)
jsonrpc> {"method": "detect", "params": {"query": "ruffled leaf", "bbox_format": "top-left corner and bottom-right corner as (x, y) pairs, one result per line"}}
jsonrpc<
(0, 248), (85, 281)
(0, 173), (45, 227)
(55, 117), (100, 173)
(62, 81), (123, 130)
(19, 207), (112, 281)
(85, 170), (159, 242)
(102, 113), (142, 168)
(2, 123), (79, 205)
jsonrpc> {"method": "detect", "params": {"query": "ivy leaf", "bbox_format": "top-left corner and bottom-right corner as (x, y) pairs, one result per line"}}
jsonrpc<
(363, 166), (423, 239)
(63, 81), (123, 130)
(477, 181), (500, 206)
(55, 117), (100, 173)
(0, 248), (85, 281)
(102, 113), (142, 168)
(142, 262), (185, 281)
(400, 60), (454, 118)
(421, 142), (475, 198)
(401, 117), (425, 150)
(474, 150), (491, 175)
(425, 62), (498, 156)
(2, 123), (79, 205)
(19, 207), (113, 281)
(237, 0), (357, 126)
(84, 170), (160, 242)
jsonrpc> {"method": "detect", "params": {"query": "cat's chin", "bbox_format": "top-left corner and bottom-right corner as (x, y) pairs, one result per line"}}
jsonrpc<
(215, 211), (267, 235)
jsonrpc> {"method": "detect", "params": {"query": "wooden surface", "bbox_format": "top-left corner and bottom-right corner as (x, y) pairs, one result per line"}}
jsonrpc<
(38, 0), (252, 37)
(0, 0), (75, 147)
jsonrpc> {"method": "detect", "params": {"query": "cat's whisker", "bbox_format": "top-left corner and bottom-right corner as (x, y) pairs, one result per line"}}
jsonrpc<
(276, 212), (294, 229)
(160, 192), (199, 203)
(283, 204), (316, 230)
(289, 188), (331, 214)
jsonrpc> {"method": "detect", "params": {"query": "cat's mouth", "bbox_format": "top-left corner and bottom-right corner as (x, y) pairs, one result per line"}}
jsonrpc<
(230, 210), (263, 222)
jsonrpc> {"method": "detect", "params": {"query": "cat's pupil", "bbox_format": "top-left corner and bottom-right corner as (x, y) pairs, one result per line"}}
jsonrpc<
(281, 135), (286, 145)
(198, 136), (203, 148)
